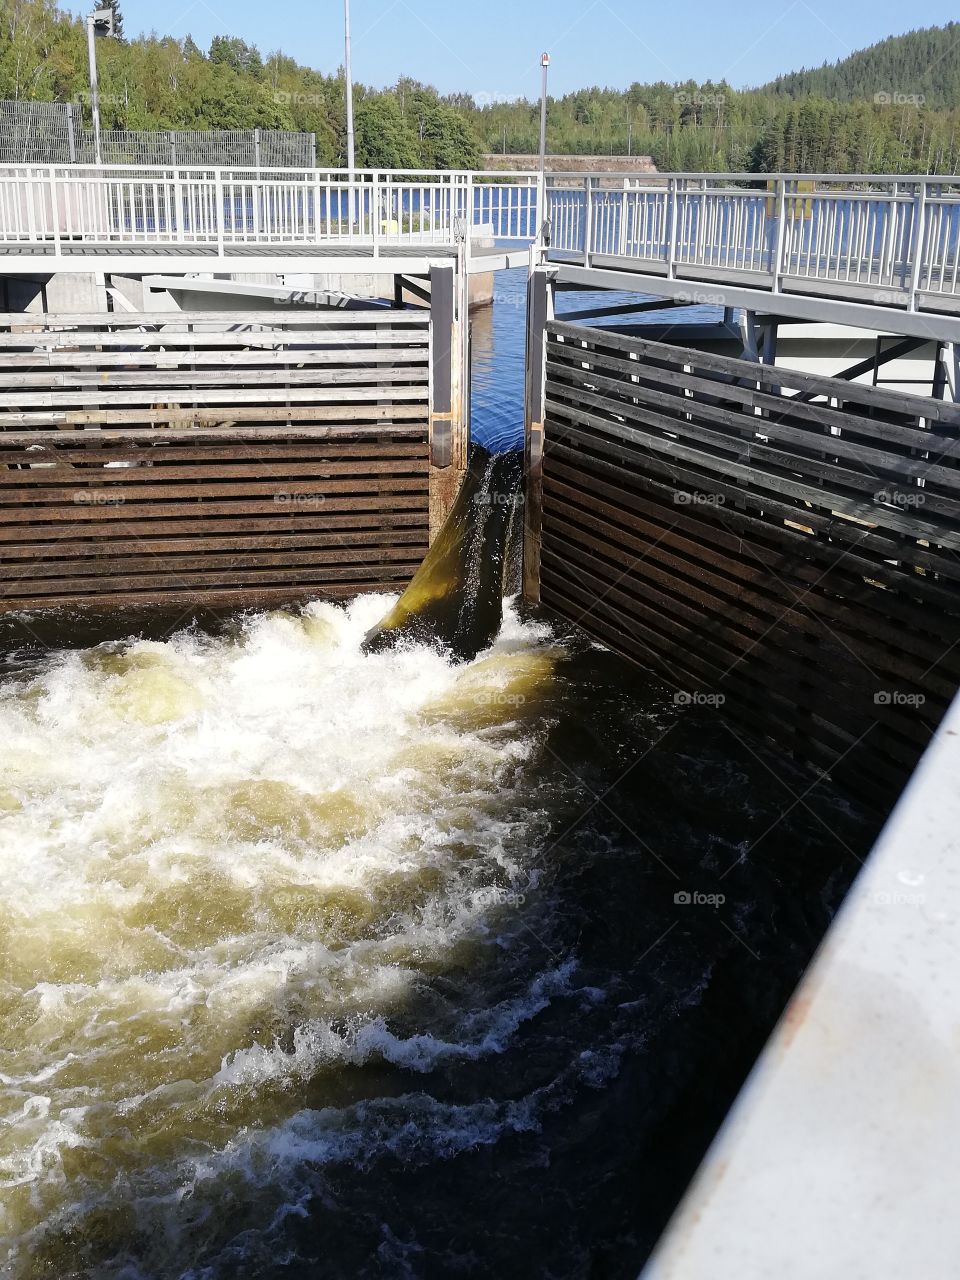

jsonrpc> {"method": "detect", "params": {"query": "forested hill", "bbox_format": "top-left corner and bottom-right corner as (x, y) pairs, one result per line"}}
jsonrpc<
(1, 0), (958, 174)
(760, 23), (960, 109)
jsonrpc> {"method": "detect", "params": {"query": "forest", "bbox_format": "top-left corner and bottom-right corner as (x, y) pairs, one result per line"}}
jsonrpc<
(1, 0), (958, 174)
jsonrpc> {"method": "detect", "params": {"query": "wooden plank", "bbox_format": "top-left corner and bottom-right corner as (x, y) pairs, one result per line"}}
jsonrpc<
(547, 338), (957, 454)
(7, 545), (424, 579)
(0, 386), (428, 409)
(547, 380), (960, 519)
(1, 459), (430, 486)
(547, 404), (960, 550)
(1, 405), (429, 427)
(549, 321), (960, 424)
(0, 583), (395, 613)
(0, 528), (428, 557)
(0, 311), (430, 327)
(0, 330), (428, 349)
(0, 348), (427, 373)
(543, 474), (960, 673)
(0, 425), (428, 445)
(545, 450), (960, 592)
(0, 442), (429, 465)
(0, 494), (428, 523)
(0, 563), (423, 596)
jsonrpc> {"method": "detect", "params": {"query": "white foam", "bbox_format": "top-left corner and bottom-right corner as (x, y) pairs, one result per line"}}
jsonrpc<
(0, 597), (566, 1270)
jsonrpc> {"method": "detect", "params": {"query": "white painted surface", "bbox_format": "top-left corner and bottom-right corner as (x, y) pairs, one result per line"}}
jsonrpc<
(642, 693), (960, 1280)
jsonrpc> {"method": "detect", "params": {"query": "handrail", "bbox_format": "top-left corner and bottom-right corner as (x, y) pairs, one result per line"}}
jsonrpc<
(0, 166), (956, 316)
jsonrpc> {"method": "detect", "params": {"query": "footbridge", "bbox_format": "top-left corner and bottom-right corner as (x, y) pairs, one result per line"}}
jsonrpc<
(1, 166), (958, 335)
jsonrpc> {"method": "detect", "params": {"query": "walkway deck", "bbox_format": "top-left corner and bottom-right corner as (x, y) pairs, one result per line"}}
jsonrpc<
(0, 168), (956, 340)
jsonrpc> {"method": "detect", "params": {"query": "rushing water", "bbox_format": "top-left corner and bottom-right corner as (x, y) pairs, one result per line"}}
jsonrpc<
(0, 276), (878, 1279)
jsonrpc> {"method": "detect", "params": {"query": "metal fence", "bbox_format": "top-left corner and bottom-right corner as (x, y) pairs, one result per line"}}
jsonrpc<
(0, 101), (316, 167)
(546, 173), (960, 307)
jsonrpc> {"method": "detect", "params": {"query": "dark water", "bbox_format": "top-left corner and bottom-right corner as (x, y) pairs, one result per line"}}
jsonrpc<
(0, 278), (878, 1280)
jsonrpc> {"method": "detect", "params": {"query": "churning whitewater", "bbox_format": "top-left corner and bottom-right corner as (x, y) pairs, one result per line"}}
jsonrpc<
(0, 597), (581, 1277)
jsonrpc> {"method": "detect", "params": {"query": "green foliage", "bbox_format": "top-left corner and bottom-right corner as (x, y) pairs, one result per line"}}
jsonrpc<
(0, 0), (957, 175)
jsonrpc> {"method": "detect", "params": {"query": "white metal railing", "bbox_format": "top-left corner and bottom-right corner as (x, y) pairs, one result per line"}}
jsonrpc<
(0, 165), (956, 314)
(0, 165), (542, 254)
(545, 173), (960, 312)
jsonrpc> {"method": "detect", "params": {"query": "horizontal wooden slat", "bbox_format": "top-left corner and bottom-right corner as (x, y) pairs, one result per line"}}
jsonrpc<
(0, 311), (430, 328)
(540, 322), (960, 810)
(0, 313), (432, 614)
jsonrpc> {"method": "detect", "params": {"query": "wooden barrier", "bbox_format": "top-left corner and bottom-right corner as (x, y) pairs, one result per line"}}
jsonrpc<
(0, 311), (431, 612)
(530, 319), (960, 807)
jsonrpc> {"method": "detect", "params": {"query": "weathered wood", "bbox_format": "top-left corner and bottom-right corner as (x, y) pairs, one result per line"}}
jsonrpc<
(537, 322), (960, 810)
(0, 315), (433, 614)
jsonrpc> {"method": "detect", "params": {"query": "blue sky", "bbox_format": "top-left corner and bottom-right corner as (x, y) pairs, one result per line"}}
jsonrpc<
(87, 0), (959, 96)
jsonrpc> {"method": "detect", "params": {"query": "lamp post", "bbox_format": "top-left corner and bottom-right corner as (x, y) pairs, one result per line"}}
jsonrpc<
(539, 52), (550, 173)
(344, 0), (356, 225)
(86, 7), (114, 165)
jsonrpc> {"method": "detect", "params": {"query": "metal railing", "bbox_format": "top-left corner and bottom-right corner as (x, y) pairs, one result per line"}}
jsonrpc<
(0, 165), (541, 253)
(546, 173), (960, 309)
(0, 165), (956, 313)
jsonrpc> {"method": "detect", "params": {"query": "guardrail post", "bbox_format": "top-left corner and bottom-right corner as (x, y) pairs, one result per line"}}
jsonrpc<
(907, 180), (928, 312)
(582, 175), (593, 265)
(371, 171), (380, 257)
(50, 165), (60, 255)
(214, 168), (225, 256)
(666, 177), (678, 277)
(771, 176), (787, 292)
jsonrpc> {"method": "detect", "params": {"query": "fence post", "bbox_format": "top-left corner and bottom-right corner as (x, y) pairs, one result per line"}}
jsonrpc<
(215, 167), (225, 256)
(666, 177), (678, 277)
(50, 165), (61, 255)
(907, 180), (928, 312)
(254, 128), (261, 173)
(371, 171), (380, 257)
(771, 176), (787, 293)
(66, 103), (76, 164)
(582, 175), (594, 265)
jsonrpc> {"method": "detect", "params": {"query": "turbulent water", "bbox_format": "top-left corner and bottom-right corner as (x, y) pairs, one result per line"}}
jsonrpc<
(0, 274), (877, 1278)
(0, 594), (874, 1279)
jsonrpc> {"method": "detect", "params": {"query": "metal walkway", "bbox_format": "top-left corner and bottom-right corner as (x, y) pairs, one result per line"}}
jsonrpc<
(0, 166), (957, 337)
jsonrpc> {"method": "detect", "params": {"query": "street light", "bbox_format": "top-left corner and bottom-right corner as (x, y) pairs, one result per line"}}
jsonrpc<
(86, 6), (114, 166)
(344, 0), (356, 224)
(539, 52), (550, 173)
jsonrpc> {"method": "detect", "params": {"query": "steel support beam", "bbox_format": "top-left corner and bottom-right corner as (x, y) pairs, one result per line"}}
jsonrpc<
(552, 262), (960, 346)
